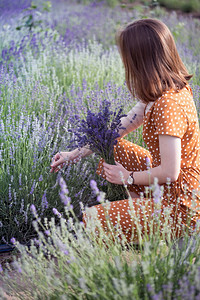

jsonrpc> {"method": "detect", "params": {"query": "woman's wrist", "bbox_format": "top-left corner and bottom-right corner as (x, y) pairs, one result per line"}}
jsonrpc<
(72, 147), (92, 159)
(127, 171), (135, 185)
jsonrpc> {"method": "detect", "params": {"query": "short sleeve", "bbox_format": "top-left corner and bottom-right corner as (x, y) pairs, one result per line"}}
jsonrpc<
(153, 98), (188, 138)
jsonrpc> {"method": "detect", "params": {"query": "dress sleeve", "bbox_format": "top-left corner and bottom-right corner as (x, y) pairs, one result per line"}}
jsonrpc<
(153, 98), (188, 138)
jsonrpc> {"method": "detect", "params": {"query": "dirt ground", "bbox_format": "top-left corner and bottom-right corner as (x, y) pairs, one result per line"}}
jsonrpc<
(0, 252), (21, 300)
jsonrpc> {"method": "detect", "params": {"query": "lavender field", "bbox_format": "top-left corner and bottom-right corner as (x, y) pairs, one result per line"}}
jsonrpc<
(0, 0), (200, 298)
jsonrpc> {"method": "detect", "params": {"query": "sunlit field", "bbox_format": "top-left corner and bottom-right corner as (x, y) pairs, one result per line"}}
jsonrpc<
(0, 0), (200, 298)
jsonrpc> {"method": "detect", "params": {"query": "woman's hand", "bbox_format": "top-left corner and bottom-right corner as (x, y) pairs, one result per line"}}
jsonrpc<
(103, 161), (131, 185)
(50, 151), (80, 173)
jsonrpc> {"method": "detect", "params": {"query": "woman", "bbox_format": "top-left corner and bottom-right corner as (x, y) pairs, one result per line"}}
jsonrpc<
(51, 19), (200, 242)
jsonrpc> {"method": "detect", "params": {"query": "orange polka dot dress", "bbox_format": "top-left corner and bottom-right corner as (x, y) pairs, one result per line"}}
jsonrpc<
(84, 85), (200, 242)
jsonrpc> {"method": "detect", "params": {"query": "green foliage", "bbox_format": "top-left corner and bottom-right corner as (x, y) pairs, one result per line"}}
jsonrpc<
(42, 1), (52, 12)
(1, 187), (200, 299)
(106, 0), (119, 7)
(78, 0), (200, 13)
(157, 0), (200, 13)
(120, 0), (200, 13)
(16, 1), (52, 32)
(0, 0), (199, 297)
(0, 0), (199, 245)
(77, 0), (119, 7)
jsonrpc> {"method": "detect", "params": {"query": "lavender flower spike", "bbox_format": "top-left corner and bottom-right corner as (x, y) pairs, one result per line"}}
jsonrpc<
(30, 204), (37, 215)
(146, 156), (151, 170)
(90, 179), (99, 195)
(10, 237), (16, 244)
(53, 208), (61, 218)
(153, 178), (163, 204)
(59, 177), (71, 206)
(59, 177), (69, 195)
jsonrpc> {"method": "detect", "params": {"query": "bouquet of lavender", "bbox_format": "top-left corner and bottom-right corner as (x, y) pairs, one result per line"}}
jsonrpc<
(71, 100), (128, 202)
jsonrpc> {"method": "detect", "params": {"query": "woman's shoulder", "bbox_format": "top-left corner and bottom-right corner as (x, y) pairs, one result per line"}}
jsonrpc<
(153, 84), (198, 124)
(154, 84), (193, 108)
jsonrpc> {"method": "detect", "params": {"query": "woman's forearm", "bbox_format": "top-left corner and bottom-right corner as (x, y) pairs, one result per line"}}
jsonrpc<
(133, 165), (177, 186)
(133, 135), (181, 186)
(72, 146), (93, 159)
(118, 102), (145, 138)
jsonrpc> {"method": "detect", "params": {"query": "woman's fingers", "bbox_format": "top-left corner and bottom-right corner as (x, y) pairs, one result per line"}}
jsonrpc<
(102, 161), (129, 185)
(51, 153), (61, 164)
(53, 164), (64, 173)
(104, 166), (115, 182)
(50, 163), (63, 173)
(50, 153), (65, 173)
(103, 162), (111, 168)
(51, 159), (61, 169)
(103, 161), (122, 169)
(103, 162), (112, 173)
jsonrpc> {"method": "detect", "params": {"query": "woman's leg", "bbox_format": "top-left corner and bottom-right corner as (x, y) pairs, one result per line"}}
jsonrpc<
(83, 197), (194, 244)
(83, 197), (155, 243)
(129, 191), (140, 198)
(85, 139), (152, 242)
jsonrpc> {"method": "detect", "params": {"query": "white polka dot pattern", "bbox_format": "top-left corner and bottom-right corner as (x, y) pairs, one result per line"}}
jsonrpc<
(86, 85), (200, 243)
(153, 98), (188, 138)
(143, 84), (200, 200)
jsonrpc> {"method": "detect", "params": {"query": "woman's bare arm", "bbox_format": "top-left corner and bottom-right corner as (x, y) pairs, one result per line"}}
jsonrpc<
(133, 135), (181, 184)
(103, 135), (181, 185)
(118, 101), (145, 138)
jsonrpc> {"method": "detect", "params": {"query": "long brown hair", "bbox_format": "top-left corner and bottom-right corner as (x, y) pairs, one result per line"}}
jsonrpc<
(117, 18), (192, 103)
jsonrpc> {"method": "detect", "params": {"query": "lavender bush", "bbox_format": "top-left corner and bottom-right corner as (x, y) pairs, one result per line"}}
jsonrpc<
(0, 0), (199, 297)
(1, 179), (200, 299)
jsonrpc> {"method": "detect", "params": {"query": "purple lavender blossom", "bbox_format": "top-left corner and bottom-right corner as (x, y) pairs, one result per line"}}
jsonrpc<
(30, 204), (37, 215)
(153, 179), (163, 204)
(30, 180), (36, 195)
(8, 184), (12, 201)
(53, 208), (61, 218)
(59, 191), (70, 206)
(59, 177), (69, 195)
(71, 100), (126, 163)
(56, 239), (69, 255)
(41, 191), (49, 211)
(146, 156), (151, 170)
(59, 177), (71, 206)
(70, 100), (128, 202)
(0, 0), (31, 15)
(146, 283), (153, 292)
(45, 230), (50, 236)
(38, 175), (43, 182)
(90, 180), (99, 195)
(10, 237), (16, 244)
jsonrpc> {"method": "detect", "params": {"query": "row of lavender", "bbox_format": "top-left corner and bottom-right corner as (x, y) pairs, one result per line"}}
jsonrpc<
(2, 198), (200, 299)
(1, 1), (200, 298)
(0, 0), (199, 246)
